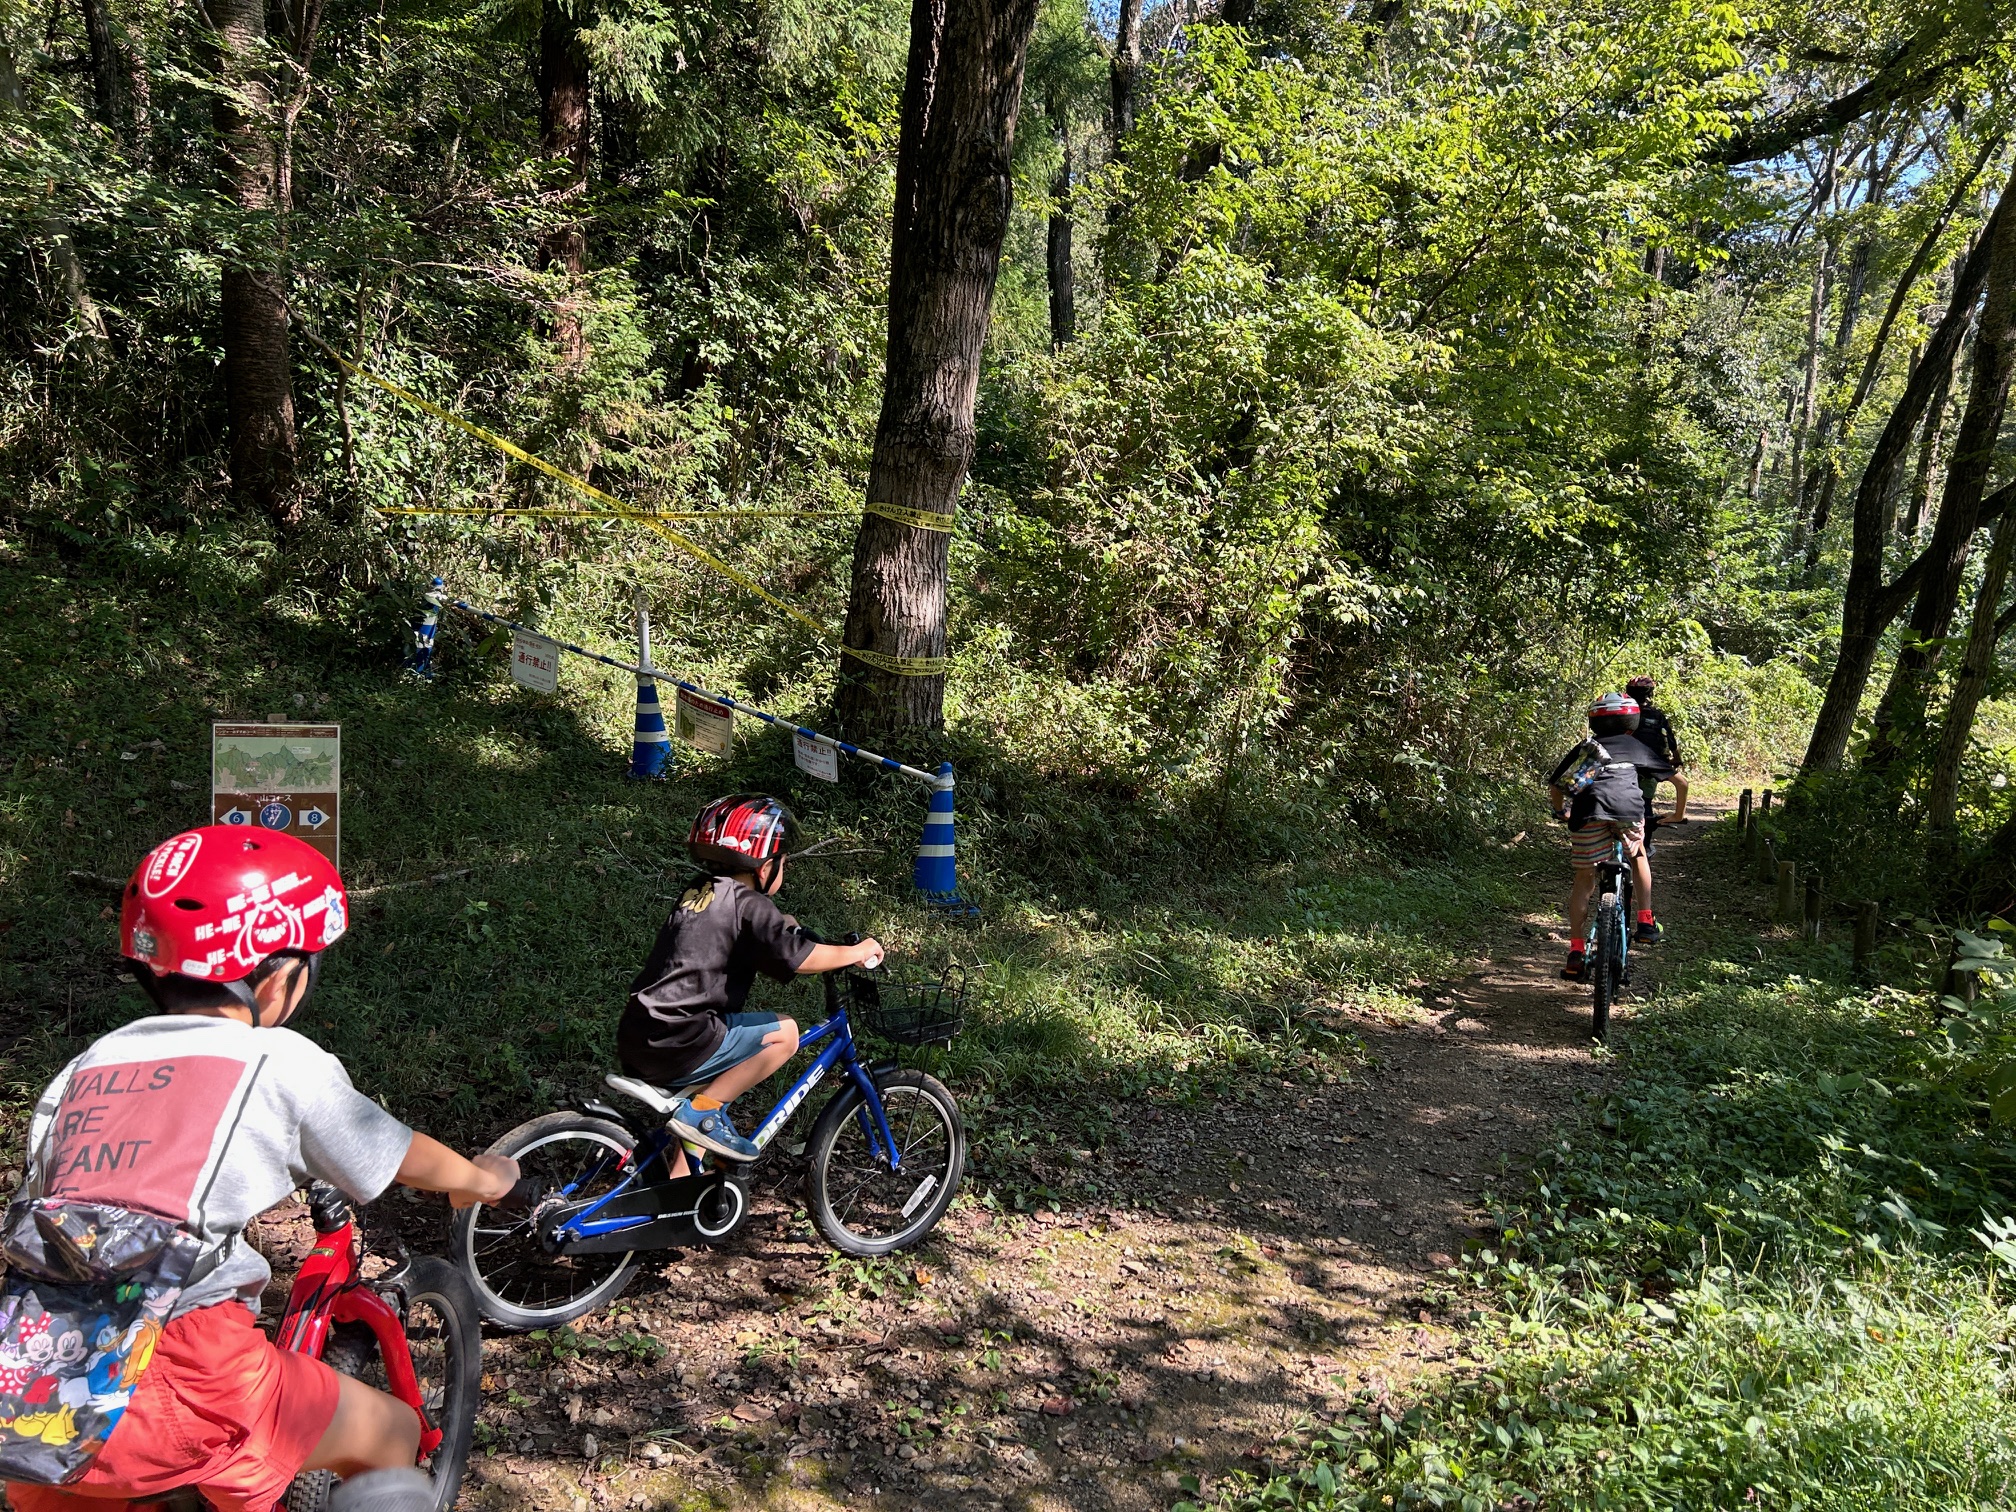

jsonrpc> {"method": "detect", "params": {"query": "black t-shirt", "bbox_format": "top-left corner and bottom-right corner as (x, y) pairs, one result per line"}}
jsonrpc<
(1547, 731), (1669, 827)
(1636, 703), (1682, 767)
(617, 875), (817, 1083)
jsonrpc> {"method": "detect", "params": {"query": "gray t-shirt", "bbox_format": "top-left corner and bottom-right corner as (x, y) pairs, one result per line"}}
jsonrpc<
(24, 1015), (414, 1318)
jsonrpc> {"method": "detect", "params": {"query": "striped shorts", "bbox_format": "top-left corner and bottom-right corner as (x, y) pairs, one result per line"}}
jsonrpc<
(1570, 819), (1644, 870)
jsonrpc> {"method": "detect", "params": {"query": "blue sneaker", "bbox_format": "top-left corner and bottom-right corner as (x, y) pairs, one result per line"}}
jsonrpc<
(669, 1099), (758, 1162)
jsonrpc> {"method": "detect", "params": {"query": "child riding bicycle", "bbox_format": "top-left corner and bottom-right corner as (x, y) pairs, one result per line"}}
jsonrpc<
(616, 795), (885, 1172)
(2, 827), (520, 1512)
(1545, 693), (1671, 980)
(1624, 675), (1689, 824)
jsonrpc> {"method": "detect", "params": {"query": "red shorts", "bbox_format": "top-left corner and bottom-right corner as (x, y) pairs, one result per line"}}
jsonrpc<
(5, 1301), (340, 1512)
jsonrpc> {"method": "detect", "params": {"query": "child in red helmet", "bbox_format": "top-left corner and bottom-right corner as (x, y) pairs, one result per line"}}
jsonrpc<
(616, 795), (885, 1166)
(3, 827), (521, 1512)
(1545, 694), (1672, 978)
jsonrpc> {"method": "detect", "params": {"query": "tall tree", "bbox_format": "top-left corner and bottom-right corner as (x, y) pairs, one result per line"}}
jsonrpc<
(536, 1), (591, 367)
(1867, 160), (2016, 756)
(836, 0), (1043, 733)
(1046, 121), (1074, 345)
(210, 0), (298, 521)
(1800, 167), (2013, 772)
(1110, 0), (1142, 151)
(1927, 512), (2016, 830)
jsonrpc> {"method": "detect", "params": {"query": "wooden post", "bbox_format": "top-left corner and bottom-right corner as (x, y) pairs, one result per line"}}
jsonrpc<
(1802, 875), (1822, 941)
(1737, 788), (1753, 832)
(1760, 835), (1779, 884)
(1760, 789), (1773, 814)
(1776, 858), (1797, 920)
(1853, 901), (1878, 977)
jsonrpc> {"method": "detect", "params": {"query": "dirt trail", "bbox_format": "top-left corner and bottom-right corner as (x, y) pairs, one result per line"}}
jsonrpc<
(291, 816), (1720, 1512)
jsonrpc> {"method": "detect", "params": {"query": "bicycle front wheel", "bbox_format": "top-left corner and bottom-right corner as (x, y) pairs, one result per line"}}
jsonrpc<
(452, 1112), (644, 1330)
(806, 1069), (965, 1257)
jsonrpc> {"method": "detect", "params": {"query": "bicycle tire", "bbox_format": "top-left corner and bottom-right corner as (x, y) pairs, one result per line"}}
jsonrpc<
(805, 1069), (964, 1258)
(281, 1259), (481, 1512)
(1591, 895), (1619, 1041)
(452, 1112), (644, 1330)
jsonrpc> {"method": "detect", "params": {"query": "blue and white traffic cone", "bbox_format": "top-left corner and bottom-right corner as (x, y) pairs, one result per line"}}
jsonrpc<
(629, 674), (670, 778)
(410, 576), (443, 679)
(913, 762), (974, 912)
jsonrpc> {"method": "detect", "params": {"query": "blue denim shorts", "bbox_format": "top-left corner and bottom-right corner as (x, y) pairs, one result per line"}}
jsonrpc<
(678, 1012), (786, 1086)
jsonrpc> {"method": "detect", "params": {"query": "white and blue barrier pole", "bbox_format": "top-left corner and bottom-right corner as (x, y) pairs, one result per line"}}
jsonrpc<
(421, 582), (975, 910)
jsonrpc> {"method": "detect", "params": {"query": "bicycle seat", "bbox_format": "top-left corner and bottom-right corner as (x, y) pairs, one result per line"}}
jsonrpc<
(604, 1074), (682, 1115)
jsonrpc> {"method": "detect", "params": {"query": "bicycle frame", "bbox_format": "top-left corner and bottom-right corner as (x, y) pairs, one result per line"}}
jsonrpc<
(555, 1005), (903, 1245)
(1595, 838), (1632, 972)
(273, 1202), (443, 1457)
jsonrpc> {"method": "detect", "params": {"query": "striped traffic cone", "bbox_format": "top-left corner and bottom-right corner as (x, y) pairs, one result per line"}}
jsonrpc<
(913, 763), (974, 913)
(629, 675), (670, 778)
(410, 577), (444, 678)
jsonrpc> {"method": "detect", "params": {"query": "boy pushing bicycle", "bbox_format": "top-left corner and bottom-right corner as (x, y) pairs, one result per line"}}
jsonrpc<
(616, 795), (887, 1171)
(1545, 693), (1671, 980)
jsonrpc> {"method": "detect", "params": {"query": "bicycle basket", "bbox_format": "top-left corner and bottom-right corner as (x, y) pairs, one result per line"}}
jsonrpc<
(841, 967), (969, 1047)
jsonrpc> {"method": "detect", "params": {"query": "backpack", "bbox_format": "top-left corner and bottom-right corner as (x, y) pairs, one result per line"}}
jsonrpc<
(1557, 738), (1615, 797)
(0, 1197), (213, 1485)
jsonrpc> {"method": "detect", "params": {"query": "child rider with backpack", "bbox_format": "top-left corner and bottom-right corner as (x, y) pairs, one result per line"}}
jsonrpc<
(1, 827), (523, 1512)
(1545, 692), (1671, 980)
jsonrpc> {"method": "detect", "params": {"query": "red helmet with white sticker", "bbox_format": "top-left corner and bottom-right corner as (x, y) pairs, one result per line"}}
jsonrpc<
(120, 827), (348, 1016)
(688, 795), (800, 889)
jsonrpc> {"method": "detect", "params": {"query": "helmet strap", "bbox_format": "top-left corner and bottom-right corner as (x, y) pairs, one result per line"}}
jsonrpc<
(223, 978), (262, 1026)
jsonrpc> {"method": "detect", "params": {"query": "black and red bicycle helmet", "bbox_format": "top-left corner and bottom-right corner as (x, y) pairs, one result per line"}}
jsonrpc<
(1587, 691), (1641, 738)
(688, 795), (800, 888)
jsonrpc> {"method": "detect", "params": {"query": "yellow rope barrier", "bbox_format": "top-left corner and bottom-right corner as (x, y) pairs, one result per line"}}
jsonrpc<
(864, 500), (955, 532)
(303, 330), (948, 677)
(375, 505), (849, 523)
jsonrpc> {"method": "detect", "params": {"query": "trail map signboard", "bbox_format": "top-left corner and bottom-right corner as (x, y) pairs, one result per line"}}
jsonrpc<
(212, 723), (341, 865)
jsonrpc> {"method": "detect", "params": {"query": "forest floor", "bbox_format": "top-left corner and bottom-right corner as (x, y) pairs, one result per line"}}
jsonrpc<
(247, 812), (1723, 1512)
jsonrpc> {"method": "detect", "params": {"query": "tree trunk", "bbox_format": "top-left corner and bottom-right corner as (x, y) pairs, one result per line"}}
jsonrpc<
(209, 0), (297, 521)
(1868, 160), (2016, 758)
(76, 0), (126, 133)
(1746, 426), (1769, 498)
(836, 0), (1041, 734)
(1904, 339), (1960, 537)
(1800, 188), (2005, 773)
(1110, 0), (1143, 151)
(537, 2), (591, 367)
(1046, 102), (1074, 346)
(1786, 238), (1832, 544)
(1927, 511), (2016, 829)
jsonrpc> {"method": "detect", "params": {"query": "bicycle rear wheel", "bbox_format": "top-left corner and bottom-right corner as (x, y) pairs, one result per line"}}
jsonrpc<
(1591, 895), (1620, 1041)
(453, 1112), (644, 1329)
(806, 1070), (964, 1257)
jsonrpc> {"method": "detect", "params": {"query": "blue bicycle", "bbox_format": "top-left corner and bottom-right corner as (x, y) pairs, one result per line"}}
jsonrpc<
(452, 961), (968, 1329)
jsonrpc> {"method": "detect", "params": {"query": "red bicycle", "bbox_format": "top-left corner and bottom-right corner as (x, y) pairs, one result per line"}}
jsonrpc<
(269, 1182), (483, 1512)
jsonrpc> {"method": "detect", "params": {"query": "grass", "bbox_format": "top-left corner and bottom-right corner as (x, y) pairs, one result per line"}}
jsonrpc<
(1212, 823), (2016, 1511)
(0, 531), (1518, 1173)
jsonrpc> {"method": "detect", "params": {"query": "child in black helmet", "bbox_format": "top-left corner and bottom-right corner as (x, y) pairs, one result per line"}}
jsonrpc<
(616, 795), (884, 1167)
(1624, 675), (1689, 823)
(1545, 693), (1673, 979)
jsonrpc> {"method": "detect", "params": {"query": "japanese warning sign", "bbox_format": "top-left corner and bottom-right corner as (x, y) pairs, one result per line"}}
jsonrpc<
(510, 630), (560, 692)
(793, 731), (839, 783)
(675, 688), (734, 757)
(212, 722), (341, 865)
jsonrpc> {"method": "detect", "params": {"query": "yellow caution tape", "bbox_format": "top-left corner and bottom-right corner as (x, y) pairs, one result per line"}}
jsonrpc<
(303, 331), (948, 678)
(864, 500), (955, 533)
(376, 505), (848, 523)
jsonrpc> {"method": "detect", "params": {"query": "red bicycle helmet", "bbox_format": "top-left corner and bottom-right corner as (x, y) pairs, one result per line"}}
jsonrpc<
(688, 795), (800, 888)
(1625, 675), (1656, 701)
(120, 827), (349, 1019)
(1588, 691), (1641, 737)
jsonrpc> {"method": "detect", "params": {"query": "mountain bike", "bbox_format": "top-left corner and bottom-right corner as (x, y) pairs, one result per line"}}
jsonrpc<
(1587, 833), (1634, 1041)
(452, 958), (969, 1331)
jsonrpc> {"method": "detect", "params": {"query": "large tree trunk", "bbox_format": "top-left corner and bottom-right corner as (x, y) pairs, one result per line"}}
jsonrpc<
(76, 0), (126, 133)
(536, 2), (591, 367)
(210, 0), (297, 521)
(1904, 338), (1960, 537)
(1800, 184), (2006, 773)
(836, 0), (1041, 734)
(1786, 239), (1832, 546)
(1110, 0), (1143, 151)
(1927, 512), (2016, 830)
(1867, 161), (2016, 758)
(1046, 96), (1074, 346)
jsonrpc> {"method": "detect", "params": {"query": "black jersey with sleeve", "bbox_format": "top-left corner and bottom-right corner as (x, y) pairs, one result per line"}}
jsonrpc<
(1547, 731), (1670, 827)
(617, 875), (817, 1082)
(1636, 703), (1683, 767)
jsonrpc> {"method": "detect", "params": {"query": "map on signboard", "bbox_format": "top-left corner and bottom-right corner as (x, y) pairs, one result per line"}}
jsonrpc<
(212, 732), (340, 793)
(675, 689), (734, 757)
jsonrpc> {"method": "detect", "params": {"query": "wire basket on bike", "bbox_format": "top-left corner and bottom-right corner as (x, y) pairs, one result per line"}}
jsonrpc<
(840, 966), (969, 1047)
